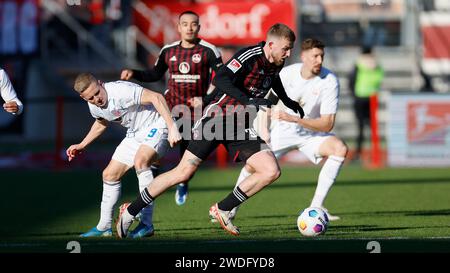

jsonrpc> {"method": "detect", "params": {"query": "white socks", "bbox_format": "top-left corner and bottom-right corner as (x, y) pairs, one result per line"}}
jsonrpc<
(235, 167), (251, 189)
(310, 155), (345, 208)
(97, 180), (121, 231)
(137, 168), (154, 228)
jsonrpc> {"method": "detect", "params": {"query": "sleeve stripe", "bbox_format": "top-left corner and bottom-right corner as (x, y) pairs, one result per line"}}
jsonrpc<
(199, 40), (221, 58)
(237, 47), (263, 63)
(159, 40), (180, 55)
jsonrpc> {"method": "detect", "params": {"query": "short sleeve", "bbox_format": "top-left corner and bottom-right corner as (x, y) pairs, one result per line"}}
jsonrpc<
(320, 75), (340, 115)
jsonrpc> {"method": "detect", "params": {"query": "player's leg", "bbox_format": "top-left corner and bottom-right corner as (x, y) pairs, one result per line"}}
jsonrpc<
(175, 138), (190, 205)
(210, 148), (281, 236)
(222, 146), (292, 222)
(307, 135), (348, 220)
(210, 165), (254, 223)
(80, 159), (131, 237)
(116, 150), (204, 238)
(127, 144), (161, 238)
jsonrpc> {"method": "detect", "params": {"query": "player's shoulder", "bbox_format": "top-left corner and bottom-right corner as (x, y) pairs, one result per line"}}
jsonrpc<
(318, 66), (339, 84)
(234, 43), (264, 63)
(160, 40), (180, 53)
(105, 81), (142, 95)
(282, 63), (302, 74)
(319, 66), (337, 80)
(198, 39), (221, 58)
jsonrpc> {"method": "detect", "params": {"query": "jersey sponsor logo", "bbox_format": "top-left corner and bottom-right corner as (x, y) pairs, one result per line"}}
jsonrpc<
(262, 77), (272, 88)
(192, 54), (202, 63)
(111, 109), (122, 117)
(227, 59), (242, 73)
(171, 74), (200, 83)
(179, 62), (190, 74)
(169, 55), (177, 62)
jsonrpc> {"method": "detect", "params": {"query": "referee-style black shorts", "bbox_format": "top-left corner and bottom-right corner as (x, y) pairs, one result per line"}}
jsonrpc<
(186, 116), (269, 162)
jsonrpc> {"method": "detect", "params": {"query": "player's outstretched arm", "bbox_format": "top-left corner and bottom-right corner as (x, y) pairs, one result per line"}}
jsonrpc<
(120, 54), (168, 82)
(1, 69), (23, 115)
(271, 76), (304, 118)
(140, 89), (181, 147)
(66, 119), (108, 161)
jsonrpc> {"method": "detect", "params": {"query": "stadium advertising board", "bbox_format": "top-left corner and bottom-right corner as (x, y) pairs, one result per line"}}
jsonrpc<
(133, 0), (296, 46)
(387, 93), (450, 167)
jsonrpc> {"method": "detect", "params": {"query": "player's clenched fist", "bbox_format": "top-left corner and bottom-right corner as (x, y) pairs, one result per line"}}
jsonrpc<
(66, 144), (84, 162)
(3, 101), (19, 114)
(168, 124), (182, 148)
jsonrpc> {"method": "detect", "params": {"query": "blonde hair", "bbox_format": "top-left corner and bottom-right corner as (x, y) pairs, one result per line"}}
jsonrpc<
(74, 73), (96, 93)
(267, 23), (296, 43)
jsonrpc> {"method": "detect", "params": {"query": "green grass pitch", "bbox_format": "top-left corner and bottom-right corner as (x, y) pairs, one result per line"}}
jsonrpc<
(0, 165), (449, 253)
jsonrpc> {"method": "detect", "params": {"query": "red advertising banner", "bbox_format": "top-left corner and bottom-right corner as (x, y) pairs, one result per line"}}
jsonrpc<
(133, 0), (297, 46)
(420, 12), (450, 75)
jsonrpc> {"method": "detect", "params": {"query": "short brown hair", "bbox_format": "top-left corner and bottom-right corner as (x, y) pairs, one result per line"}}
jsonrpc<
(179, 10), (199, 21)
(74, 73), (96, 93)
(267, 23), (296, 43)
(301, 38), (325, 51)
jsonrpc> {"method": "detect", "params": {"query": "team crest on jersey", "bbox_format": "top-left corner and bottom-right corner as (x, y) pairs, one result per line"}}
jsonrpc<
(179, 62), (190, 74)
(192, 54), (202, 63)
(262, 77), (272, 88)
(227, 59), (242, 73)
(111, 109), (122, 117)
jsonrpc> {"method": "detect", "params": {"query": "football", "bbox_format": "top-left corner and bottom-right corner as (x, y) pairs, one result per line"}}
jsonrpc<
(297, 207), (329, 237)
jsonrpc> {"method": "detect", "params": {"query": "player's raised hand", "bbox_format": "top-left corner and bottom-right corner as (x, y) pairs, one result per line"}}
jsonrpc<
(3, 101), (19, 113)
(120, 69), (134, 80)
(168, 124), (182, 148)
(66, 144), (84, 162)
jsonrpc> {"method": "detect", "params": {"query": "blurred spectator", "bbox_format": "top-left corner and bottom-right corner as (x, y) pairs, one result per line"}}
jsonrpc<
(349, 46), (384, 161)
(88, 0), (111, 47)
(420, 68), (435, 92)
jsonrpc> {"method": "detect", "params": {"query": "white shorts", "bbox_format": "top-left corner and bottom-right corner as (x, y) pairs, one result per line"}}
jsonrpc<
(270, 126), (334, 165)
(112, 126), (169, 167)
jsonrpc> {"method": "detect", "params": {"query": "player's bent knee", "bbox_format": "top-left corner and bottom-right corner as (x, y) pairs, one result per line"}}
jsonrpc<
(134, 159), (151, 171)
(334, 141), (348, 158)
(261, 165), (281, 182)
(102, 169), (121, 182)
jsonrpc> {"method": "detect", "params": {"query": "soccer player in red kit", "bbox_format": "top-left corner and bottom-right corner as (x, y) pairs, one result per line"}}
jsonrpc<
(121, 11), (223, 206)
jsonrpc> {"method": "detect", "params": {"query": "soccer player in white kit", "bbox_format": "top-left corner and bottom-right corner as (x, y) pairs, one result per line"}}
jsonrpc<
(1, 68), (23, 115)
(66, 73), (181, 238)
(231, 38), (348, 221)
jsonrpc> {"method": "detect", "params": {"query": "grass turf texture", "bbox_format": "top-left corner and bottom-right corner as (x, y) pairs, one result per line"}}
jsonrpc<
(0, 166), (449, 253)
